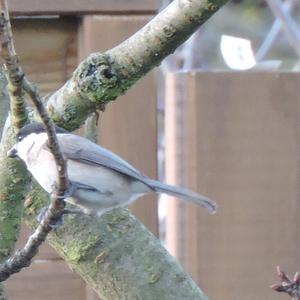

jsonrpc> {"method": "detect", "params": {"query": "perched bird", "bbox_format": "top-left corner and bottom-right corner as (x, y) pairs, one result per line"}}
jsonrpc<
(7, 123), (217, 215)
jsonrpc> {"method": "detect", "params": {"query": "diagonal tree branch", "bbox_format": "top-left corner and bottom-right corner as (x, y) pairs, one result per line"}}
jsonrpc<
(24, 188), (209, 300)
(44, 0), (229, 130)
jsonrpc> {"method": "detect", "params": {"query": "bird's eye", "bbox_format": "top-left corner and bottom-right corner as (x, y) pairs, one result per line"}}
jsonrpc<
(17, 136), (23, 142)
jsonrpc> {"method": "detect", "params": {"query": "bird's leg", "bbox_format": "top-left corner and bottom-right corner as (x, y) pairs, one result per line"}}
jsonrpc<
(37, 181), (78, 228)
(50, 181), (77, 200)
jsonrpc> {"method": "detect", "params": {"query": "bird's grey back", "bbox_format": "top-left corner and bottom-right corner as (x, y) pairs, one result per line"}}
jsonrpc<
(57, 134), (150, 184)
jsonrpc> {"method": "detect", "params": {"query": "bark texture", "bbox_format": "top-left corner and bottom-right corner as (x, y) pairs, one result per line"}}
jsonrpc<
(0, 69), (9, 139)
(0, 106), (30, 298)
(0, 119), (29, 264)
(44, 0), (229, 130)
(24, 185), (208, 300)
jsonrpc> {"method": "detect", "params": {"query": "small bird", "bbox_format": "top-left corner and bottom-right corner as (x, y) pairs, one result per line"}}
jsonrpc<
(7, 123), (217, 215)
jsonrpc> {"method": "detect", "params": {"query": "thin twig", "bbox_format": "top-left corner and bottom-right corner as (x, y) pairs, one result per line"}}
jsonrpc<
(0, 0), (69, 281)
(0, 0), (27, 129)
(271, 266), (300, 300)
(84, 112), (99, 143)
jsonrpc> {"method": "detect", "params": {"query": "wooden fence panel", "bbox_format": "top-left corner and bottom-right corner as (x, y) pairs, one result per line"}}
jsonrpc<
(15, 224), (60, 260)
(79, 15), (158, 236)
(6, 260), (86, 300)
(165, 71), (300, 300)
(12, 18), (78, 95)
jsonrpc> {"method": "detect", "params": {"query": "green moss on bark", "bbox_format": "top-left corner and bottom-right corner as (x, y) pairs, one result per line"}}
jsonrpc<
(23, 186), (208, 300)
(0, 122), (30, 264)
(44, 0), (229, 131)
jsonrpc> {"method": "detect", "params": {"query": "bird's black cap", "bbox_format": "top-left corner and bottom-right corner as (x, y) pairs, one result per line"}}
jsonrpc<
(17, 123), (68, 141)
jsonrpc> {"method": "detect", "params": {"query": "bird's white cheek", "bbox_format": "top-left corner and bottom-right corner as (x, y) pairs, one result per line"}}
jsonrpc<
(16, 143), (31, 165)
(15, 133), (39, 164)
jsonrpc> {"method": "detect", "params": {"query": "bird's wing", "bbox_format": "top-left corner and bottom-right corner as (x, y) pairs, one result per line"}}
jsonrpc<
(52, 134), (150, 184)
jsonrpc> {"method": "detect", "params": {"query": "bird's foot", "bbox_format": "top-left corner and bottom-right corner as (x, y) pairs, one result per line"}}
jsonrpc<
(37, 206), (84, 229)
(36, 206), (64, 229)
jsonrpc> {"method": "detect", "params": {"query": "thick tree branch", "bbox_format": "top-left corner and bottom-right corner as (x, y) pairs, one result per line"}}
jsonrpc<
(24, 187), (209, 300)
(0, 69), (9, 138)
(0, 116), (28, 264)
(0, 94), (30, 299)
(45, 0), (229, 130)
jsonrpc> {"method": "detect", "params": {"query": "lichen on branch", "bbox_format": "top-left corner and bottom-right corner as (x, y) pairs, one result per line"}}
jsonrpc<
(45, 0), (229, 130)
(23, 185), (209, 300)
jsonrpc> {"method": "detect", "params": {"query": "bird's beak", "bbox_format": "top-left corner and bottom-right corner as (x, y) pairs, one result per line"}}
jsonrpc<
(7, 146), (18, 158)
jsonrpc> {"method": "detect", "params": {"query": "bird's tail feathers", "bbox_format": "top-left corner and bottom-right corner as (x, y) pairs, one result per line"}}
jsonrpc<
(146, 179), (217, 214)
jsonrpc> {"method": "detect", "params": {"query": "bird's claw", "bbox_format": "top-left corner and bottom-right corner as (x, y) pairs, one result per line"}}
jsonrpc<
(36, 206), (63, 229)
(37, 206), (85, 229)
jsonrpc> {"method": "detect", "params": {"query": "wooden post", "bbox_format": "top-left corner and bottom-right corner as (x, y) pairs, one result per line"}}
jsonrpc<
(165, 71), (300, 300)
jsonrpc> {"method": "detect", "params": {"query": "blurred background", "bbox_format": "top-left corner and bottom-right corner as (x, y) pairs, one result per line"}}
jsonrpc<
(3, 0), (300, 299)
